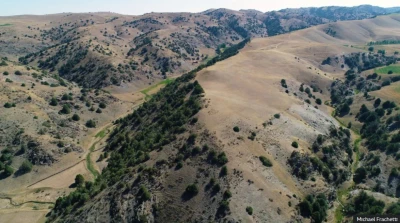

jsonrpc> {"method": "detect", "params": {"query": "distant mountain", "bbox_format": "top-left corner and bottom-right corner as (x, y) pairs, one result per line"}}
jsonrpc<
(0, 5), (398, 89)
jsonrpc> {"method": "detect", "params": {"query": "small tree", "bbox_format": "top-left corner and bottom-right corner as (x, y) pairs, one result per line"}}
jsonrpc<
(4, 165), (14, 176)
(4, 102), (12, 108)
(374, 98), (381, 108)
(60, 104), (71, 114)
(86, 119), (96, 128)
(315, 98), (322, 105)
(185, 184), (199, 197)
(3, 71), (9, 75)
(14, 70), (22, 75)
(246, 206), (253, 215)
(96, 108), (102, 113)
(49, 97), (58, 106)
(139, 185), (151, 201)
(72, 114), (80, 121)
(233, 126), (240, 132)
(99, 102), (107, 109)
(368, 46), (374, 52)
(75, 174), (85, 187)
(19, 160), (33, 174)
(220, 166), (228, 176)
(259, 156), (273, 167)
(291, 141), (299, 148)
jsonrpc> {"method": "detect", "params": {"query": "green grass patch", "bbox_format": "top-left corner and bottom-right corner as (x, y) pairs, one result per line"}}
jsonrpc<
(0, 23), (12, 27)
(375, 64), (400, 75)
(141, 78), (173, 100)
(95, 130), (106, 138)
(86, 126), (110, 178)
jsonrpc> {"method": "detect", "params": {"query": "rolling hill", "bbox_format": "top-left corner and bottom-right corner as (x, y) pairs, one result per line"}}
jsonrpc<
(0, 5), (398, 90)
(37, 14), (400, 223)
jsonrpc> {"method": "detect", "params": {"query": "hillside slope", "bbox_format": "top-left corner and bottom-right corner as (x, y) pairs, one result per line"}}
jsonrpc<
(40, 14), (400, 223)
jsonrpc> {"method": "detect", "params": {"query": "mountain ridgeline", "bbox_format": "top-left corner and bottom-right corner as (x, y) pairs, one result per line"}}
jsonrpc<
(0, 5), (398, 89)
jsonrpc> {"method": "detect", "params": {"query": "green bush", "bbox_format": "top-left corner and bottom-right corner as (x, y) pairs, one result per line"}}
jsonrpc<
(246, 206), (253, 215)
(3, 71), (9, 75)
(291, 141), (299, 148)
(14, 70), (22, 75)
(18, 160), (33, 174)
(139, 185), (151, 201)
(315, 98), (322, 105)
(259, 156), (272, 167)
(185, 184), (199, 197)
(96, 108), (102, 113)
(233, 126), (240, 132)
(75, 174), (85, 187)
(60, 104), (71, 114)
(4, 165), (14, 176)
(220, 166), (228, 176)
(49, 97), (58, 106)
(353, 167), (367, 183)
(274, 114), (280, 119)
(86, 120), (96, 128)
(4, 102), (12, 108)
(72, 114), (80, 121)
(99, 102), (107, 109)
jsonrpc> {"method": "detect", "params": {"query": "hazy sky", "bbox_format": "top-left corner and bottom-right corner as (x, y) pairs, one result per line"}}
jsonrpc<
(1, 0), (399, 16)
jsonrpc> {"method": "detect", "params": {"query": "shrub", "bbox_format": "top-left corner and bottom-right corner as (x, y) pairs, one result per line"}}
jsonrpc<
(75, 174), (85, 187)
(96, 108), (102, 113)
(223, 190), (232, 199)
(233, 126), (240, 132)
(246, 206), (253, 215)
(382, 80), (391, 86)
(5, 78), (12, 83)
(99, 102), (107, 109)
(212, 183), (221, 193)
(18, 160), (33, 174)
(187, 134), (197, 145)
(0, 60), (7, 66)
(49, 97), (58, 106)
(86, 120), (96, 128)
(353, 167), (367, 183)
(62, 93), (73, 101)
(281, 79), (287, 88)
(291, 141), (299, 148)
(3, 71), (9, 75)
(259, 156), (272, 167)
(388, 70), (393, 74)
(185, 184), (199, 197)
(274, 114), (280, 119)
(4, 165), (14, 176)
(220, 166), (228, 176)
(374, 98), (381, 108)
(139, 185), (151, 201)
(315, 98), (322, 105)
(60, 104), (71, 114)
(72, 114), (80, 121)
(4, 102), (12, 108)
(14, 70), (22, 75)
